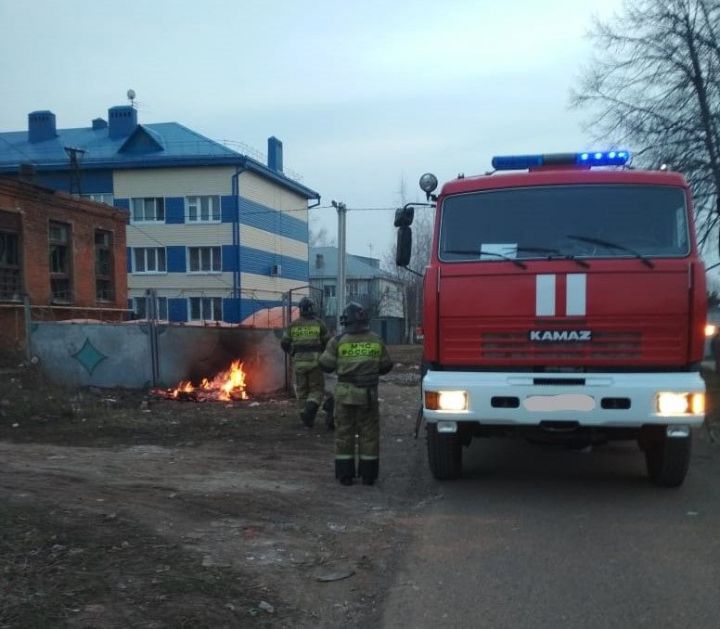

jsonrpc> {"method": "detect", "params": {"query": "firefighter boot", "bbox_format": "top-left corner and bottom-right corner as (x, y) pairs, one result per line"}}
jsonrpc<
(323, 396), (335, 431)
(335, 458), (355, 486)
(359, 459), (379, 486)
(300, 401), (319, 428)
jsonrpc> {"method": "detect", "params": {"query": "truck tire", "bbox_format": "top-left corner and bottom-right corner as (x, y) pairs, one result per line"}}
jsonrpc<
(644, 433), (691, 488)
(427, 423), (462, 480)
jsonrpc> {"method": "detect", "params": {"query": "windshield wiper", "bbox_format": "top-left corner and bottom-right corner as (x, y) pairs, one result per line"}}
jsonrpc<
(565, 235), (654, 268)
(517, 246), (591, 269)
(443, 249), (527, 269)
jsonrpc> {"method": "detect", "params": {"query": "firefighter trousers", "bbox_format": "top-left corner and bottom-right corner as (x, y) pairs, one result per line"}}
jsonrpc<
(334, 398), (379, 481)
(293, 366), (325, 410)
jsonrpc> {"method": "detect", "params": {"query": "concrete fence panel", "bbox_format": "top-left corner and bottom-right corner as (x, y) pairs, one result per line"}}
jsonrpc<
(30, 322), (287, 393)
(30, 322), (153, 388)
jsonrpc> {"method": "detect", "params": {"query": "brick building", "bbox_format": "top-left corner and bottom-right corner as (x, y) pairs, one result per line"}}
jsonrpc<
(0, 177), (128, 349)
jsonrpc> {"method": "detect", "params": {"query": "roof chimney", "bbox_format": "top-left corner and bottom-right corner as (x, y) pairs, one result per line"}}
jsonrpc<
(92, 117), (108, 130)
(28, 111), (57, 143)
(108, 105), (137, 139)
(268, 136), (283, 172)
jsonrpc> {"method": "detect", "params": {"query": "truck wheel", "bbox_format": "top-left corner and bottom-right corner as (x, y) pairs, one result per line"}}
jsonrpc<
(644, 432), (692, 488)
(427, 423), (462, 480)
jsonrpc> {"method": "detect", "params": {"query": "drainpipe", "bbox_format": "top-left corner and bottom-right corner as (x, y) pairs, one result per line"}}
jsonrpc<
(231, 163), (246, 315)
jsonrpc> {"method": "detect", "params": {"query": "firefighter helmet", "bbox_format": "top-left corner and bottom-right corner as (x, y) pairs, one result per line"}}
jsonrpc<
(299, 297), (315, 316)
(340, 302), (368, 327)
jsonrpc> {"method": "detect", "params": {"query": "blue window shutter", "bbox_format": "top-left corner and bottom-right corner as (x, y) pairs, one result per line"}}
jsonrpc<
(114, 198), (130, 210)
(126, 247), (132, 272)
(167, 246), (186, 272)
(168, 298), (188, 322)
(222, 245), (237, 272)
(223, 298), (242, 322)
(221, 195), (235, 223)
(165, 197), (185, 224)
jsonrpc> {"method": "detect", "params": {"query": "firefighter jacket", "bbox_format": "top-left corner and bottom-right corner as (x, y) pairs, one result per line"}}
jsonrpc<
(319, 330), (393, 405)
(281, 315), (329, 373)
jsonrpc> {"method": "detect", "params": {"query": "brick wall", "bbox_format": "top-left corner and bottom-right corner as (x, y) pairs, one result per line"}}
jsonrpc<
(0, 177), (129, 350)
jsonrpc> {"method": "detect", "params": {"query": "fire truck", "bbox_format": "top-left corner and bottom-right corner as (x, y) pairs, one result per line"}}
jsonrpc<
(394, 151), (707, 487)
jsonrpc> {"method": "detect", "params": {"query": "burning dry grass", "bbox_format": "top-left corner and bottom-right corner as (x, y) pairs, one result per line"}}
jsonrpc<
(152, 360), (250, 402)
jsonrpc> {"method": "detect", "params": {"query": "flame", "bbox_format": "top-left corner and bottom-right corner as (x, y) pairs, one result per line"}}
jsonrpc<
(154, 360), (249, 401)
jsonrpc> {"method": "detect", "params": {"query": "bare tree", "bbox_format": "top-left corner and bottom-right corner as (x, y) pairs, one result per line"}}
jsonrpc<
(361, 282), (396, 320)
(308, 218), (335, 248)
(571, 0), (720, 254)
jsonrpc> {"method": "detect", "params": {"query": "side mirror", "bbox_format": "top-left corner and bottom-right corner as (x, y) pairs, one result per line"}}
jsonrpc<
(396, 226), (412, 266)
(394, 206), (414, 227)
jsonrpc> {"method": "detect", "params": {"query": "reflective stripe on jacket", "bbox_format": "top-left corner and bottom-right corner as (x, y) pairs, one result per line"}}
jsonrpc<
(282, 315), (329, 371)
(319, 330), (393, 405)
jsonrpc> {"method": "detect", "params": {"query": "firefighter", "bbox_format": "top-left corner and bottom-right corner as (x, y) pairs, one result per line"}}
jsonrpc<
(319, 302), (393, 486)
(712, 328), (720, 375)
(281, 297), (330, 427)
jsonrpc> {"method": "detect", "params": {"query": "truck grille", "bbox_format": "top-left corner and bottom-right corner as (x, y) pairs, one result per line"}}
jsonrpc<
(481, 331), (642, 360)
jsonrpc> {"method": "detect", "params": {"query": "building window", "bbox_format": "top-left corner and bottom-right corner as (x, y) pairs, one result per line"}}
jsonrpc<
(0, 229), (22, 301)
(132, 296), (168, 320)
(82, 193), (115, 206)
(132, 247), (167, 273)
(131, 197), (165, 222)
(188, 246), (221, 273)
(349, 280), (370, 296)
(95, 230), (114, 302)
(324, 284), (336, 298)
(187, 195), (221, 222)
(49, 221), (71, 303)
(189, 296), (222, 321)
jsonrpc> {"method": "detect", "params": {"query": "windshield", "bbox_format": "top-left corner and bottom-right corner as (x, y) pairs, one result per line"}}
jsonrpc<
(439, 184), (689, 262)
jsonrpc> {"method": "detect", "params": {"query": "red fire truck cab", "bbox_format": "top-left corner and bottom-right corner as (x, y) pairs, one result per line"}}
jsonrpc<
(395, 151), (707, 487)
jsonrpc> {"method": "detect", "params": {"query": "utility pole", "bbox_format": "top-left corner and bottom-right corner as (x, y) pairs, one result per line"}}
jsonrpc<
(332, 200), (347, 330)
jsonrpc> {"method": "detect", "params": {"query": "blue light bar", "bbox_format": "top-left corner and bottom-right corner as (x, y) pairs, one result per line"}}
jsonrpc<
(491, 154), (544, 170)
(577, 150), (630, 166)
(492, 150), (631, 171)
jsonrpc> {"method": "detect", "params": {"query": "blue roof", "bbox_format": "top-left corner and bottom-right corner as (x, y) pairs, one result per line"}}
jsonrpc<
(0, 119), (319, 199)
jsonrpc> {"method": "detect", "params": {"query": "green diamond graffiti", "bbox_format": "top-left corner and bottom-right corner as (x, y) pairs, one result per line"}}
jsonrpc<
(72, 338), (107, 375)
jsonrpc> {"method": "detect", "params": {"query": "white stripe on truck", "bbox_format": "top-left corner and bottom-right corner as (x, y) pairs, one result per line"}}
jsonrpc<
(536, 274), (556, 316)
(566, 273), (587, 316)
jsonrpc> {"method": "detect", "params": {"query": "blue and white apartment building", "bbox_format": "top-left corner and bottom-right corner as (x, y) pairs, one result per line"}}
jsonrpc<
(0, 104), (319, 323)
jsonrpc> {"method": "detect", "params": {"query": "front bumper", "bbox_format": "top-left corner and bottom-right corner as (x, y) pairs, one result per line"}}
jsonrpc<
(422, 370), (705, 428)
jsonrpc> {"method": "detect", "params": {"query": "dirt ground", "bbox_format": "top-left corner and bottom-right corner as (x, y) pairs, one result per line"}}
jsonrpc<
(0, 345), (432, 629)
(3, 347), (719, 628)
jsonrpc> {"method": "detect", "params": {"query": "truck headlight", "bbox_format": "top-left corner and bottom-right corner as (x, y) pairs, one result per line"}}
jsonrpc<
(425, 390), (468, 411)
(656, 392), (704, 416)
(705, 324), (717, 337)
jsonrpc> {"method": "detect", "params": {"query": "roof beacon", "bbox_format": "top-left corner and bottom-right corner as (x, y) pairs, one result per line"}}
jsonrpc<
(491, 151), (631, 171)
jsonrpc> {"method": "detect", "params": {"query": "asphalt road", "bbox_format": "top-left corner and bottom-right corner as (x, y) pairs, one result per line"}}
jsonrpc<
(381, 432), (720, 629)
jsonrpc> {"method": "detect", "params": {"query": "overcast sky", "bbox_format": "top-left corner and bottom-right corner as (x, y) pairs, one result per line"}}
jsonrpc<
(0, 0), (624, 260)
